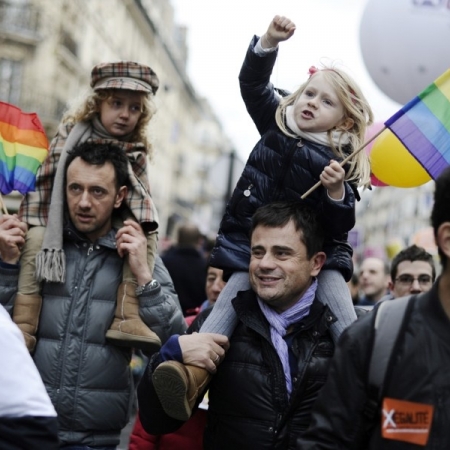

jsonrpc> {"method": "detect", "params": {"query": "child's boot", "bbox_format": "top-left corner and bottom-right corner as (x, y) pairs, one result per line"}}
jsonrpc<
(13, 293), (42, 353)
(152, 361), (211, 421)
(106, 281), (161, 352)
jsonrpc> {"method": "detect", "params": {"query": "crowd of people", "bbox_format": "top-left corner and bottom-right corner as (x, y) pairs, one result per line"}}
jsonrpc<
(0, 13), (449, 450)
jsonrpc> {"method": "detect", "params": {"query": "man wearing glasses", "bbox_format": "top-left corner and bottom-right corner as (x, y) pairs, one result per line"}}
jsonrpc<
(386, 244), (436, 299)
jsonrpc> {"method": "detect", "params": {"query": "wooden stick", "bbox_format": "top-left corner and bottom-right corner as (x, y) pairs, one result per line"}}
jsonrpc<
(300, 127), (386, 200)
(0, 193), (9, 215)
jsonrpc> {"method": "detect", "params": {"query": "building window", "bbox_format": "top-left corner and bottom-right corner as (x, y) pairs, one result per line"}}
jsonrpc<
(0, 59), (22, 105)
(60, 30), (78, 57)
(0, 0), (39, 37)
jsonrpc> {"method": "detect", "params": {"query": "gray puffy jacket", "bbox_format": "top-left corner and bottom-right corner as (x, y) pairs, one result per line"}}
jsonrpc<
(0, 223), (186, 447)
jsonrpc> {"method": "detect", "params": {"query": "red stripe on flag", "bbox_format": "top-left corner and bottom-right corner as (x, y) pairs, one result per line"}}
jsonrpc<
(0, 120), (48, 149)
(0, 101), (46, 133)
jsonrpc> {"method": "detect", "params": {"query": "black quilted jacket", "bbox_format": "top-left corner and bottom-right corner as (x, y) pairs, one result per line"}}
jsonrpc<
(297, 281), (450, 449)
(138, 289), (336, 450)
(209, 35), (356, 281)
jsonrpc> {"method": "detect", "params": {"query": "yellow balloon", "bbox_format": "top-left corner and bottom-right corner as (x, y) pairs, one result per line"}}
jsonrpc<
(370, 129), (432, 187)
(385, 239), (403, 260)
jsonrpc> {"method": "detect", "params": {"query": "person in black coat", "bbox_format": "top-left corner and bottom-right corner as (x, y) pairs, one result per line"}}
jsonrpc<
(296, 167), (450, 449)
(162, 223), (207, 316)
(138, 202), (337, 449)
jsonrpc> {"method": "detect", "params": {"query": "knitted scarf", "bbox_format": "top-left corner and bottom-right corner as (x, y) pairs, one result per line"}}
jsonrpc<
(285, 105), (350, 147)
(35, 117), (133, 282)
(257, 278), (318, 396)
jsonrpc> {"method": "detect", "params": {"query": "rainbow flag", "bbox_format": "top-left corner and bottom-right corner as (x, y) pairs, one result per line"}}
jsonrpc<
(384, 69), (450, 180)
(0, 101), (49, 195)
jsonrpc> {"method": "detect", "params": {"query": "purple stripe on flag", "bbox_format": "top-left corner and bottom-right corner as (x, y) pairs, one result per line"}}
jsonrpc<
(0, 160), (13, 194)
(387, 113), (449, 179)
(0, 179), (12, 195)
(13, 179), (34, 195)
(0, 164), (37, 195)
(385, 96), (421, 127)
(14, 166), (37, 194)
(404, 101), (450, 156)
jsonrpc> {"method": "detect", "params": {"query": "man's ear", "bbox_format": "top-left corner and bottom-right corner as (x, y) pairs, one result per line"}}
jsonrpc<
(310, 251), (327, 277)
(437, 222), (450, 260)
(114, 186), (127, 209)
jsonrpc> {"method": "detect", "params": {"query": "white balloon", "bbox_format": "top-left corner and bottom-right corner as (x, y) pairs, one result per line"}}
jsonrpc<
(360, 0), (450, 105)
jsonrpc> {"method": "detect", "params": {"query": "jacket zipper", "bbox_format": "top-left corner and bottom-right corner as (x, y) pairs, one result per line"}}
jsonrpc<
(54, 244), (93, 411)
(277, 337), (319, 432)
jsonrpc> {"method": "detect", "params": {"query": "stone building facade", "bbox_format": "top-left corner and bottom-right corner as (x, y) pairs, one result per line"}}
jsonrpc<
(0, 0), (233, 238)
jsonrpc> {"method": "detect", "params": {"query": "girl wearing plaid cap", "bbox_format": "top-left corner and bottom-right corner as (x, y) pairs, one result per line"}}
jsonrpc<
(14, 61), (163, 353)
(152, 15), (374, 422)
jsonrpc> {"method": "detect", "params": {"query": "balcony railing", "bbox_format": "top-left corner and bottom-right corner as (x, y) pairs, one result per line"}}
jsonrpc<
(0, 1), (40, 43)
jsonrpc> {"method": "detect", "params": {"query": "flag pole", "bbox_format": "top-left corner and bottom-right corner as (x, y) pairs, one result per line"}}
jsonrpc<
(300, 127), (386, 200)
(0, 193), (9, 215)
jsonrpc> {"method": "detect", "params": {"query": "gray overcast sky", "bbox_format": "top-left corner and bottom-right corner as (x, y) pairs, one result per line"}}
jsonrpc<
(171, 0), (401, 160)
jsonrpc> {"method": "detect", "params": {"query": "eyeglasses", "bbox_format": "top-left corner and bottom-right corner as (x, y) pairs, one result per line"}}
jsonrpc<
(394, 275), (433, 287)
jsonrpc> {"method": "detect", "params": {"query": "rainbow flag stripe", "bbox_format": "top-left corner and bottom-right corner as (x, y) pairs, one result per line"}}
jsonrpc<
(384, 70), (450, 180)
(0, 101), (49, 194)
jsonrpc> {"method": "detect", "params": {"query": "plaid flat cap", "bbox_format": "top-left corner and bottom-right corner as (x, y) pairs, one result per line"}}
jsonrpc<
(90, 61), (159, 95)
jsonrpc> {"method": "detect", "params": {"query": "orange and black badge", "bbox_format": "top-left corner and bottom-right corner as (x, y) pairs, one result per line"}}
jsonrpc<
(382, 398), (434, 446)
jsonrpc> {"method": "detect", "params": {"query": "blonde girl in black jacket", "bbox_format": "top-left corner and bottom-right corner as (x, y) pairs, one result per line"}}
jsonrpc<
(153, 14), (374, 422)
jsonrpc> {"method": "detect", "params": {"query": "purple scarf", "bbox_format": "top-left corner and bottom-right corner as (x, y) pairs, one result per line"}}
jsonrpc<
(257, 279), (318, 396)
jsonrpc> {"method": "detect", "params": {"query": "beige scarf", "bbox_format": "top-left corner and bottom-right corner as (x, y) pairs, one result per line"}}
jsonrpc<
(36, 117), (132, 282)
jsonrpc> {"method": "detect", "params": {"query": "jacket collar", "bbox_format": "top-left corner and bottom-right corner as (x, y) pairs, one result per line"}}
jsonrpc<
(63, 220), (118, 251)
(232, 289), (336, 339)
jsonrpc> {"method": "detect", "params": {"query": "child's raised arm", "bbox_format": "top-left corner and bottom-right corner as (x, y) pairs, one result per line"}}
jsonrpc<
(261, 15), (296, 49)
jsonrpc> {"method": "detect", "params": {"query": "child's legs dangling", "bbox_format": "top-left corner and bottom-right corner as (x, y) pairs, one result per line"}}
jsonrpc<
(153, 270), (250, 421)
(106, 215), (161, 352)
(14, 226), (45, 352)
(316, 269), (357, 343)
(121, 230), (158, 282)
(199, 271), (250, 337)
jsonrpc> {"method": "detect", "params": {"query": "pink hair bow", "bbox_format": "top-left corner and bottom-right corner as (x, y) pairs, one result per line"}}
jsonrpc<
(308, 66), (319, 77)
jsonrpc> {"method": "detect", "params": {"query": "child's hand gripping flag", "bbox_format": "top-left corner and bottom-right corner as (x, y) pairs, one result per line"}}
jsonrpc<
(0, 101), (49, 198)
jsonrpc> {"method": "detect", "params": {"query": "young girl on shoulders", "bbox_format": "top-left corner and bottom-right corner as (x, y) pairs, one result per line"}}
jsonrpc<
(15, 61), (161, 353)
(153, 15), (373, 421)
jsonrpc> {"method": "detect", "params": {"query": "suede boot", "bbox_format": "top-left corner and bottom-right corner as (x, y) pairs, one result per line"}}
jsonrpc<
(152, 361), (211, 421)
(13, 293), (42, 353)
(106, 282), (161, 352)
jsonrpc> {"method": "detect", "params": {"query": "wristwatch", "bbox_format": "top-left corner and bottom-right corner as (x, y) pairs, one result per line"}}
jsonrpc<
(135, 279), (160, 296)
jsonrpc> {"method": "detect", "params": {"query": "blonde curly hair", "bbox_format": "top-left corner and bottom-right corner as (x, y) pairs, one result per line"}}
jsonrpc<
(62, 89), (156, 158)
(275, 66), (374, 188)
